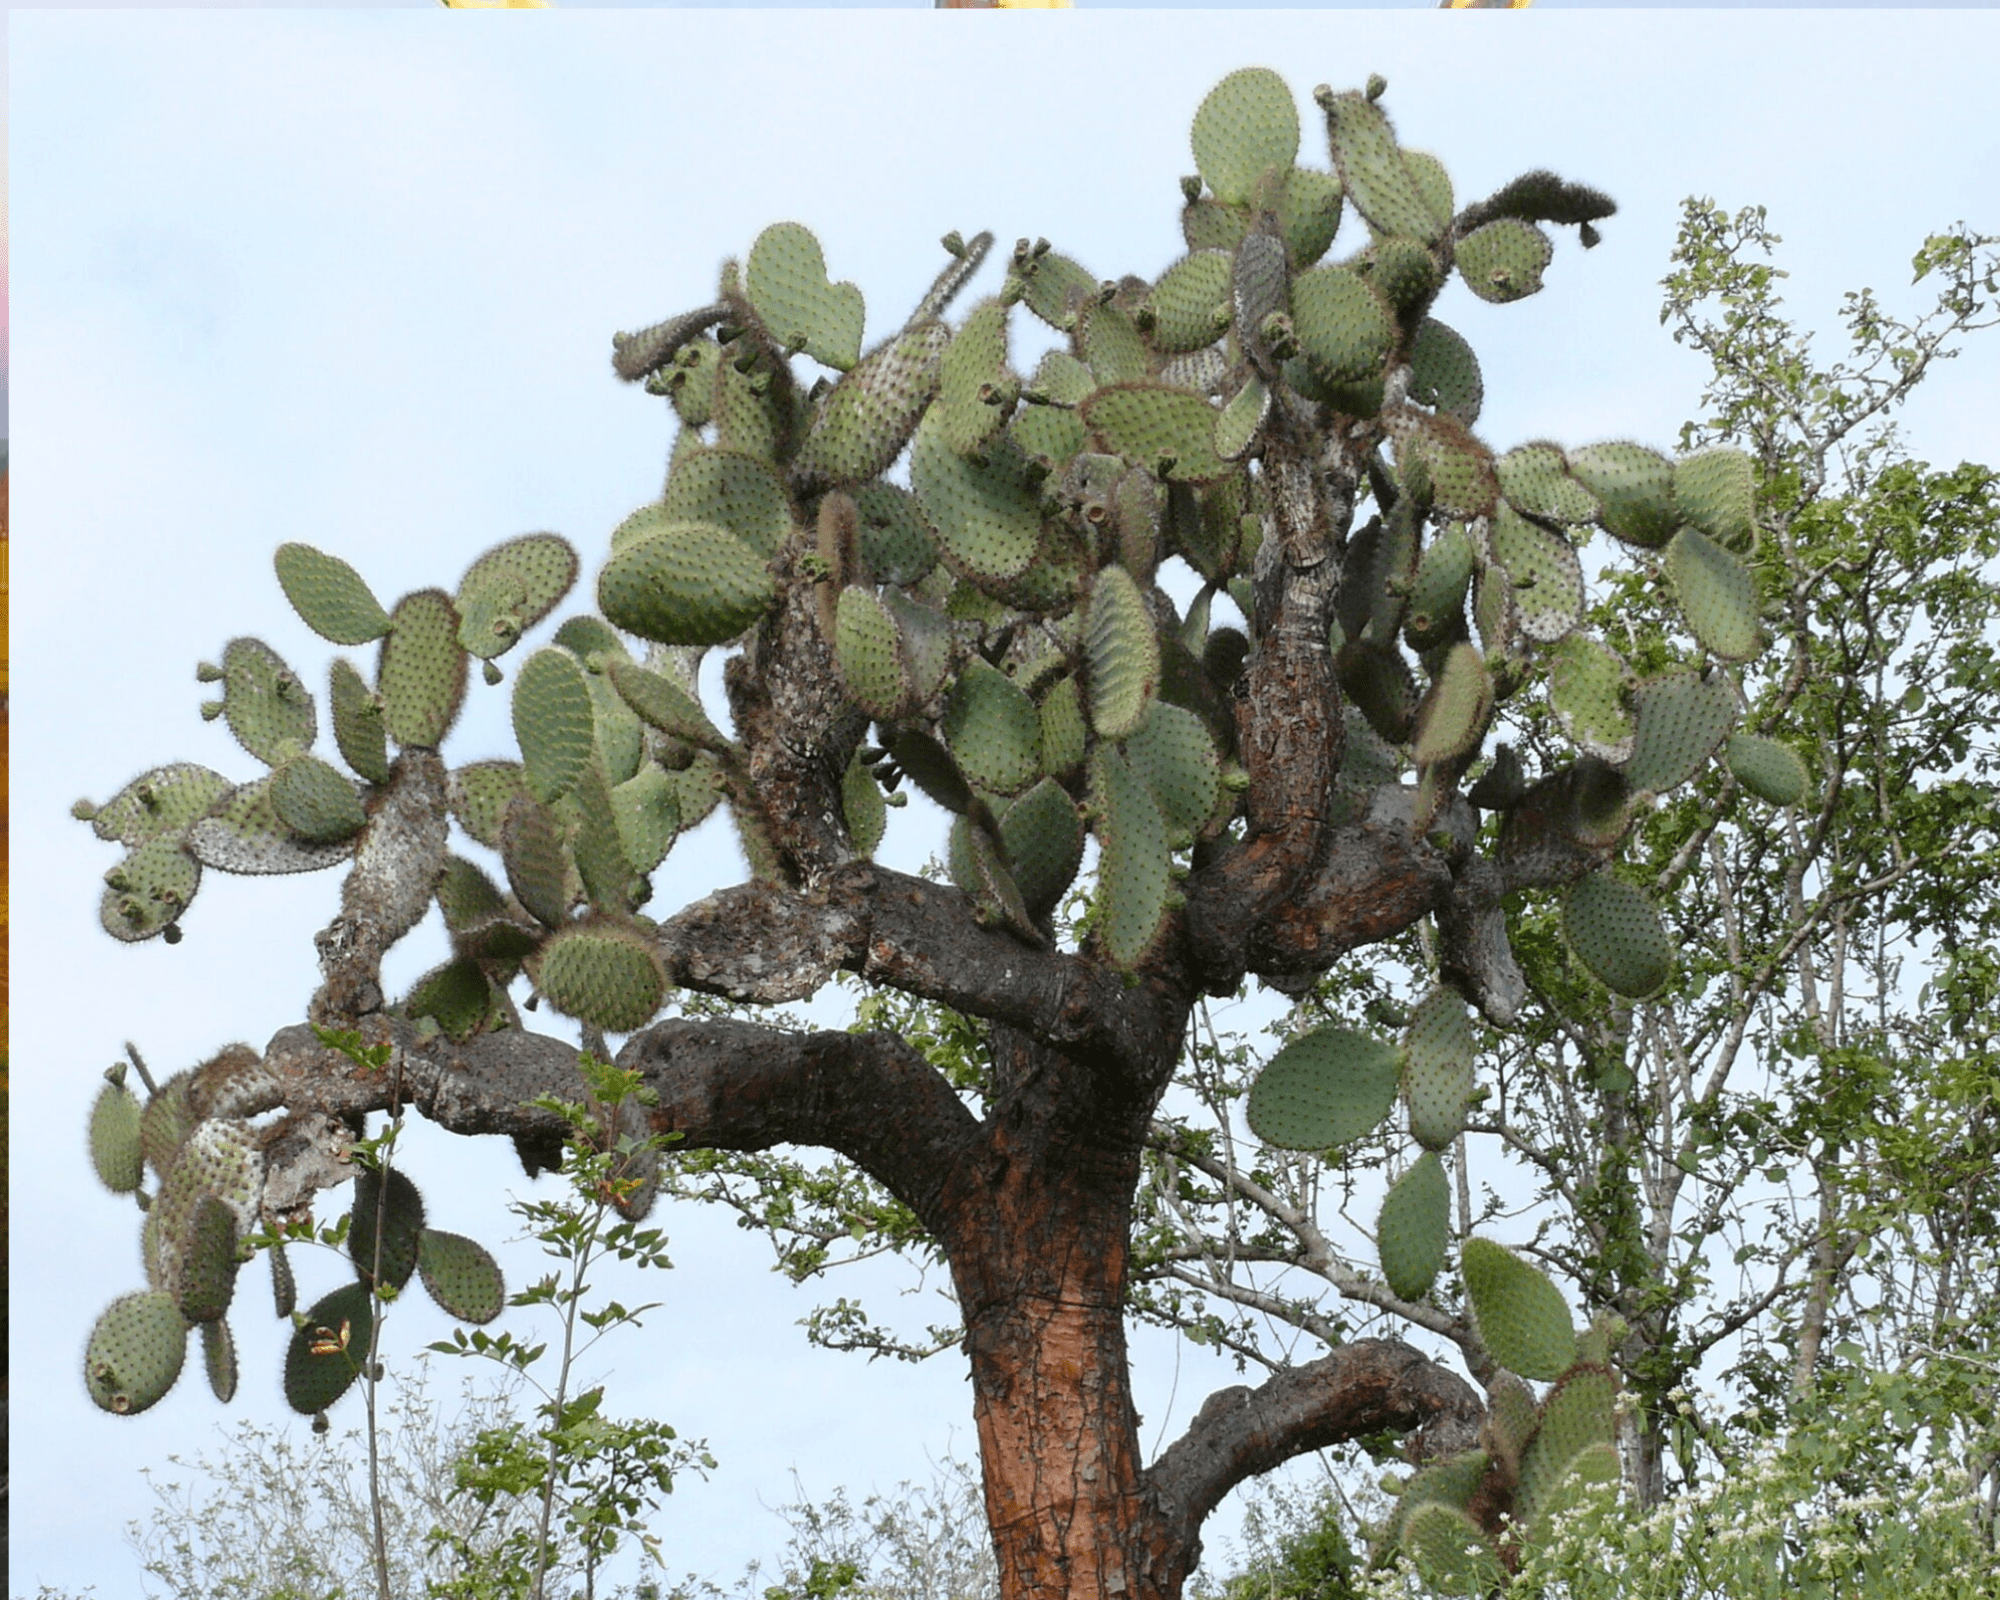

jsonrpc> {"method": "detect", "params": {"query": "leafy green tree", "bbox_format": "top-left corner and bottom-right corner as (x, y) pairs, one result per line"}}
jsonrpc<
(69, 63), (1997, 1600)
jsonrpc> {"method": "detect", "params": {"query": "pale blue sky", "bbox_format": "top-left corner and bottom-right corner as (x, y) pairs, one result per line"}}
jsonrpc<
(12, 8), (1999, 1596)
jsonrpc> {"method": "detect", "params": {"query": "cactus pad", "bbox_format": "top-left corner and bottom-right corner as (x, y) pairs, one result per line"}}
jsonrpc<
(349, 1166), (425, 1292)
(99, 836), (202, 942)
(85, 1290), (190, 1416)
(1460, 1236), (1578, 1381)
(745, 221), (864, 371)
(611, 766), (683, 875)
(1624, 670), (1736, 796)
(274, 543), (395, 646)
(1498, 443), (1601, 527)
(1289, 265), (1396, 386)
(176, 1193), (241, 1324)
(270, 754), (368, 843)
(329, 657), (391, 784)
(943, 658), (1043, 797)
(1191, 68), (1299, 207)
(1412, 643), (1493, 768)
(1246, 1025), (1402, 1151)
(1563, 870), (1672, 999)
(90, 1078), (146, 1193)
(910, 408), (1042, 581)
(1408, 318), (1483, 426)
(1378, 1151), (1451, 1301)
(1491, 504), (1584, 643)
(88, 763), (232, 847)
(418, 1230), (507, 1325)
(1727, 732), (1809, 806)
(1081, 384), (1232, 483)
(1144, 251), (1234, 355)
(512, 647), (598, 805)
(835, 587), (915, 722)
(1320, 88), (1443, 245)
(1546, 635), (1635, 763)
(1518, 1365), (1620, 1528)
(284, 1281), (374, 1415)
(1568, 442), (1677, 549)
(598, 521), (777, 647)
(221, 638), (317, 766)
(795, 323), (950, 488)
(449, 760), (531, 849)
(1404, 1502), (1506, 1597)
(998, 778), (1086, 920)
(1665, 526), (1760, 662)
(602, 657), (728, 754)
(663, 450), (794, 560)
(401, 959), (506, 1041)
(200, 1316), (239, 1404)
(377, 589), (469, 750)
(1404, 986), (1477, 1151)
(1086, 565), (1161, 742)
(455, 534), (581, 660)
(188, 775), (355, 876)
(936, 300), (1016, 459)
(1455, 217), (1554, 304)
(1121, 700), (1221, 847)
(531, 919), (670, 1034)
(1089, 745), (1173, 969)
(1673, 446), (1757, 552)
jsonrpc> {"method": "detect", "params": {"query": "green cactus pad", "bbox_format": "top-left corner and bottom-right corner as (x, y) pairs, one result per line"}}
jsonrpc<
(1673, 446), (1757, 552)
(329, 657), (391, 784)
(745, 221), (864, 371)
(221, 637), (317, 766)
(835, 587), (915, 722)
(269, 1241), (297, 1319)
(90, 1079), (146, 1194)
(947, 815), (1039, 943)
(269, 754), (368, 843)
(85, 1290), (189, 1416)
(1143, 251), (1234, 355)
(1214, 376), (1270, 464)
(1727, 732), (1810, 807)
(581, 665), (644, 789)
(176, 1193), (241, 1324)
(909, 407), (1042, 581)
(349, 1166), (425, 1292)
(200, 1316), (238, 1404)
(1265, 167), (1338, 269)
(418, 1229), (507, 1325)
(401, 959), (506, 1042)
(1568, 442), (1678, 549)
(848, 483), (936, 588)
(377, 589), (469, 750)
(1362, 235), (1442, 319)
(1018, 248), (1099, 334)
(1034, 674), (1088, 780)
(1405, 986), (1477, 1151)
(1013, 400), (1089, 474)
(1408, 318), (1483, 426)
(1121, 700), (1221, 847)
(611, 766), (683, 875)
(1080, 384), (1232, 483)
(936, 300), (1016, 459)
(449, 760), (530, 849)
(1089, 745), (1174, 970)
(499, 793), (574, 929)
(1563, 871), (1672, 999)
(1412, 643), (1493, 768)
(99, 836), (202, 942)
(1401, 149), (1456, 237)
(1455, 216), (1554, 304)
(1491, 503), (1585, 643)
(795, 323), (951, 488)
(1665, 526), (1760, 662)
(998, 777), (1086, 920)
(1190, 68), (1299, 207)
(1624, 670), (1736, 796)
(1472, 563), (1516, 658)
(1336, 640), (1420, 746)
(707, 339), (794, 462)
(943, 657), (1043, 797)
(187, 775), (355, 876)
(1320, 88), (1444, 245)
(1403, 1502), (1506, 1598)
(1378, 1151), (1451, 1301)
(1289, 265), (1396, 386)
(87, 763), (233, 847)
(1518, 1366), (1620, 1528)
(1399, 418), (1498, 521)
(601, 657), (728, 754)
(1403, 522), (1475, 652)
(1086, 566), (1162, 742)
(284, 1281), (374, 1415)
(1078, 301), (1152, 388)
(1519, 1441), (1622, 1552)
(511, 647), (597, 805)
(1546, 634), (1635, 763)
(598, 521), (777, 647)
(563, 759), (640, 914)
(531, 919), (670, 1034)
(1460, 1236), (1578, 1381)
(139, 1072), (195, 1181)
(1498, 443), (1600, 528)
(1484, 1372), (1541, 1476)
(274, 544), (394, 646)
(1182, 196), (1250, 255)
(455, 534), (581, 660)
(1246, 1025), (1403, 1152)
(841, 755), (887, 859)
(663, 450), (793, 559)
(886, 729), (972, 816)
